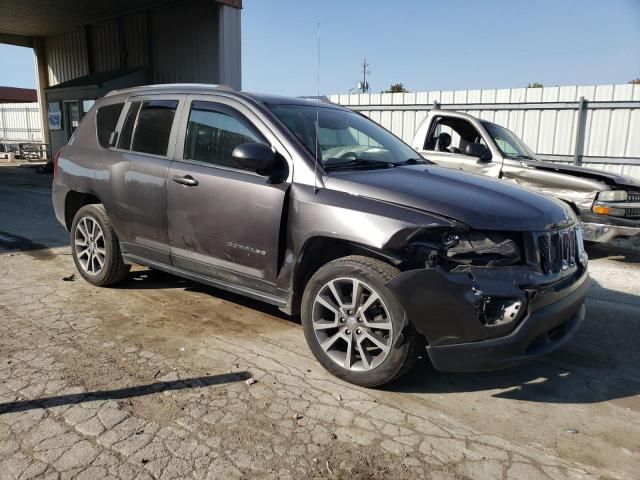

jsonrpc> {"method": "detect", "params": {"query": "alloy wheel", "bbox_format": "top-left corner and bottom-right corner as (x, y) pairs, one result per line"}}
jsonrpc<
(311, 277), (393, 371)
(74, 216), (106, 276)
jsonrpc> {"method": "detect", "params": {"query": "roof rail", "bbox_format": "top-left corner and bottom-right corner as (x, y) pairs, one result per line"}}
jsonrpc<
(105, 83), (235, 97)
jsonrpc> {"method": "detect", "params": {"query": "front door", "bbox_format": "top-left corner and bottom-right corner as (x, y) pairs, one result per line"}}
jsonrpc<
(167, 98), (290, 294)
(420, 115), (502, 177)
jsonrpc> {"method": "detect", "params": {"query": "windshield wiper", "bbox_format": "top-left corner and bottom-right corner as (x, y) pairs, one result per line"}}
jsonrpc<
(393, 157), (430, 166)
(323, 158), (396, 171)
(509, 154), (534, 160)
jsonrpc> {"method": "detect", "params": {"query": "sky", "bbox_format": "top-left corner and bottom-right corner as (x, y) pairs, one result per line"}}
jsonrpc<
(1, 0), (638, 96)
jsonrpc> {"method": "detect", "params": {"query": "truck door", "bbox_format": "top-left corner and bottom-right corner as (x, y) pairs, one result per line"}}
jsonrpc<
(418, 116), (501, 177)
(166, 97), (290, 294)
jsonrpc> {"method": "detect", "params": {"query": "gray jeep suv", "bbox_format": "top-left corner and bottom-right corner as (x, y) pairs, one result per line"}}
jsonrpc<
(52, 84), (589, 387)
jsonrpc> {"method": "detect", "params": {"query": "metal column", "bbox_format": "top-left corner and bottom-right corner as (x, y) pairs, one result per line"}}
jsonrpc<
(573, 96), (587, 166)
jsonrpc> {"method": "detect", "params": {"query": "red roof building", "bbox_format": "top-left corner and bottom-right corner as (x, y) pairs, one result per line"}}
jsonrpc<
(0, 86), (38, 103)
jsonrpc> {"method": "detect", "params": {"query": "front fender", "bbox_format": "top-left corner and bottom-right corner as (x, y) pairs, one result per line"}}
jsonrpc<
(387, 266), (527, 346)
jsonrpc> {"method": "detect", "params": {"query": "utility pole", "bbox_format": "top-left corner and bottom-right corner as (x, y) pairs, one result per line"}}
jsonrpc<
(360, 58), (371, 93)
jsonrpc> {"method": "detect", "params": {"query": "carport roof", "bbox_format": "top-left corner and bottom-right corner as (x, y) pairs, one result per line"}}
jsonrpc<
(0, 0), (242, 40)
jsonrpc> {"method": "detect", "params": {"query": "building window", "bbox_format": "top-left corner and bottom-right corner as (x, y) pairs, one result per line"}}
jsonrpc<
(82, 100), (96, 115)
(48, 102), (62, 130)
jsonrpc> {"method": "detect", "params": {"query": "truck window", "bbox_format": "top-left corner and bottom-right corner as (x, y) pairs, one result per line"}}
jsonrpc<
(96, 103), (124, 148)
(183, 101), (265, 170)
(131, 100), (178, 156)
(426, 117), (487, 155)
(482, 121), (534, 159)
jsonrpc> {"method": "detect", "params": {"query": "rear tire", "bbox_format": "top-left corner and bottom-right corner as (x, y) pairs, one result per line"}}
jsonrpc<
(301, 255), (421, 388)
(70, 204), (130, 286)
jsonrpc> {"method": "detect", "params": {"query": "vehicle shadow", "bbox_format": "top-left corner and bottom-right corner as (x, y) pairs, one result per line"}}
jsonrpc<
(110, 259), (639, 405)
(387, 279), (640, 404)
(585, 242), (640, 263)
(0, 372), (250, 415)
(119, 268), (293, 321)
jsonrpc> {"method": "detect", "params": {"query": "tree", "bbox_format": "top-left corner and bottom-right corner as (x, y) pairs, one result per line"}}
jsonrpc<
(629, 79), (640, 85)
(383, 83), (409, 93)
(527, 82), (544, 88)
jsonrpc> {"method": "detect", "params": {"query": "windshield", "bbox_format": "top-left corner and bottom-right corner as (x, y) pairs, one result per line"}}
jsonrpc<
(267, 104), (429, 170)
(482, 121), (537, 160)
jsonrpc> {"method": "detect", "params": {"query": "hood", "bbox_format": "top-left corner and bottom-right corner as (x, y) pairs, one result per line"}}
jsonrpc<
(325, 165), (576, 231)
(524, 160), (640, 190)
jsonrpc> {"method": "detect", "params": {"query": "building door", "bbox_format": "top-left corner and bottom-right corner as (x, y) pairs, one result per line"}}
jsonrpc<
(64, 100), (80, 140)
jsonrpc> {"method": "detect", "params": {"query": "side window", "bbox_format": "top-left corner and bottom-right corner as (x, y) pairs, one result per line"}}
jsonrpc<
(131, 100), (179, 156)
(184, 101), (265, 169)
(425, 117), (486, 155)
(96, 103), (124, 148)
(118, 102), (141, 150)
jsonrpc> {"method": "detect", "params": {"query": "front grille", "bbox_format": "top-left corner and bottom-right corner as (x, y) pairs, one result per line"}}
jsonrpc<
(625, 207), (640, 218)
(538, 227), (578, 274)
(628, 192), (640, 202)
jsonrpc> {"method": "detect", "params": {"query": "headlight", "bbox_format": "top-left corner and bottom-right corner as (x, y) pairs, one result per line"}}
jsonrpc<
(445, 231), (521, 267)
(407, 230), (522, 269)
(598, 190), (627, 202)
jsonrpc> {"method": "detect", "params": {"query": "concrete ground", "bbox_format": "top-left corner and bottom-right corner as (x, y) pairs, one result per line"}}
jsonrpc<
(0, 165), (638, 480)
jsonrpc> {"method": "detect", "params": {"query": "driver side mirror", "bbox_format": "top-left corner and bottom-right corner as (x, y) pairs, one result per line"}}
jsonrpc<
(464, 143), (492, 161)
(232, 143), (283, 177)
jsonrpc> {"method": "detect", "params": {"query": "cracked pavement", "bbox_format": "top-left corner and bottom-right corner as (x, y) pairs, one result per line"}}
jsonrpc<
(0, 166), (639, 479)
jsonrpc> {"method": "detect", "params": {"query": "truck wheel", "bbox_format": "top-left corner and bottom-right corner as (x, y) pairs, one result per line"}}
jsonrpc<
(70, 204), (130, 286)
(301, 255), (421, 387)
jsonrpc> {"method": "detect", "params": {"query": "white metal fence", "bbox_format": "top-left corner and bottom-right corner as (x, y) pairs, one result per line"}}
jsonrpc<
(329, 83), (640, 178)
(0, 103), (43, 142)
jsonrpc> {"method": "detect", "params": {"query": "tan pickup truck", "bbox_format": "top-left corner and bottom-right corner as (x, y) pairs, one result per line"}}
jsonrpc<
(411, 110), (640, 243)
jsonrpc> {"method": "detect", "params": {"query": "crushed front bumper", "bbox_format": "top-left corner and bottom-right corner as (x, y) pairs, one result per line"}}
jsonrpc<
(580, 210), (640, 243)
(581, 222), (640, 243)
(386, 264), (589, 372)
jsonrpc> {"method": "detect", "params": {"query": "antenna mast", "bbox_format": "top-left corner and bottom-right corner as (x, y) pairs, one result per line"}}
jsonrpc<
(313, 22), (320, 194)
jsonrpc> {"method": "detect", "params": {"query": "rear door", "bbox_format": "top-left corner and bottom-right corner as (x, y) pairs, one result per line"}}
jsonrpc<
(94, 95), (184, 264)
(166, 96), (291, 295)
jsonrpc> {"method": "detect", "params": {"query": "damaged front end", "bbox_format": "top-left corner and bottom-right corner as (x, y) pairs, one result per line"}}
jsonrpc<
(385, 225), (589, 372)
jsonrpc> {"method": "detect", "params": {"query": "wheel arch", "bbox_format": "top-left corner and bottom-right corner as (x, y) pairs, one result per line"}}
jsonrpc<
(288, 236), (403, 316)
(64, 190), (102, 230)
(560, 199), (580, 216)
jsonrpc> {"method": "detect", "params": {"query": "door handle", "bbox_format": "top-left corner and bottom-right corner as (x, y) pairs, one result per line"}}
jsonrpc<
(172, 175), (198, 187)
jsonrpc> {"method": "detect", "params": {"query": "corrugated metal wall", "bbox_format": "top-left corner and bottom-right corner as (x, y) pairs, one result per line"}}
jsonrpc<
(151, 0), (220, 84)
(0, 103), (43, 141)
(42, 0), (235, 87)
(218, 4), (242, 89)
(330, 84), (640, 178)
(46, 28), (89, 85)
(90, 19), (120, 73)
(124, 12), (149, 70)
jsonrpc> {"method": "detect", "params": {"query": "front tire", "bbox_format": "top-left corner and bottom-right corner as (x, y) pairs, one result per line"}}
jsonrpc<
(70, 204), (130, 286)
(301, 255), (421, 388)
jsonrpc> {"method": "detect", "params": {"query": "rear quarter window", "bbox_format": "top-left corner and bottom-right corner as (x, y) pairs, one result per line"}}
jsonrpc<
(96, 103), (124, 148)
